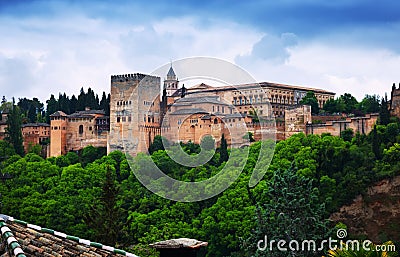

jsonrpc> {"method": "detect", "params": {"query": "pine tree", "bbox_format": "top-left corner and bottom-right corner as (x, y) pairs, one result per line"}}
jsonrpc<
(84, 165), (125, 246)
(5, 99), (24, 156)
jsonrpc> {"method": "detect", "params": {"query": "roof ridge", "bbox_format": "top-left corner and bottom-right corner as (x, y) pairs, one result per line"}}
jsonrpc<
(0, 216), (26, 257)
(0, 215), (139, 257)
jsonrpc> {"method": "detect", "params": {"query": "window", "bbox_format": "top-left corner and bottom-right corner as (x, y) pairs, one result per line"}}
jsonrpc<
(79, 125), (84, 134)
(117, 117), (121, 123)
(89, 126), (92, 131)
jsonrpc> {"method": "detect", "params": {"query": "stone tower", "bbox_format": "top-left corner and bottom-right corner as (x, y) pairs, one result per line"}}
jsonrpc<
(390, 83), (400, 118)
(49, 111), (68, 156)
(164, 65), (179, 96)
(108, 73), (161, 156)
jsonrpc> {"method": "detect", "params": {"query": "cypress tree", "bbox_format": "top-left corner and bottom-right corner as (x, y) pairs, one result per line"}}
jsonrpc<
(219, 133), (229, 165)
(5, 99), (24, 156)
(379, 95), (391, 125)
(84, 165), (125, 245)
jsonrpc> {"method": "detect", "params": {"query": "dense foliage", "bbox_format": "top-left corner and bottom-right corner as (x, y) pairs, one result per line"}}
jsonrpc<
(322, 93), (384, 117)
(0, 120), (399, 256)
(1, 87), (110, 124)
(45, 88), (110, 122)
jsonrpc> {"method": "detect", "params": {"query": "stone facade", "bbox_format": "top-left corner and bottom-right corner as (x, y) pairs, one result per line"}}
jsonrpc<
(284, 105), (312, 138)
(390, 83), (400, 118)
(306, 113), (379, 137)
(108, 74), (161, 156)
(162, 95), (252, 148)
(107, 67), (337, 155)
(21, 123), (50, 154)
(184, 82), (335, 118)
(49, 109), (109, 157)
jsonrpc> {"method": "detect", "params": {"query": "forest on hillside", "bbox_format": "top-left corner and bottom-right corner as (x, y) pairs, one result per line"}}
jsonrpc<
(0, 117), (399, 256)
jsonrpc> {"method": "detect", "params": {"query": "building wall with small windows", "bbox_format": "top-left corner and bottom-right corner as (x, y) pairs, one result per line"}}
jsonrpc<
(21, 123), (50, 154)
(109, 73), (161, 156)
(49, 109), (109, 157)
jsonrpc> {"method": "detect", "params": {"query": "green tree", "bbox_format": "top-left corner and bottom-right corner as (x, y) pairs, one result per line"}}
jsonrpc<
(300, 91), (320, 114)
(371, 125), (381, 159)
(200, 135), (215, 151)
(339, 93), (358, 114)
(80, 145), (105, 166)
(357, 94), (380, 114)
(148, 135), (168, 155)
(340, 128), (354, 142)
(5, 99), (24, 156)
(219, 133), (229, 165)
(379, 97), (390, 125)
(46, 94), (58, 123)
(244, 165), (330, 256)
(323, 98), (338, 114)
(84, 165), (126, 246)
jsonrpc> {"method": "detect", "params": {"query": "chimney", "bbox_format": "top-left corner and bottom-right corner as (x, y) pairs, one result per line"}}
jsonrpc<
(150, 238), (208, 257)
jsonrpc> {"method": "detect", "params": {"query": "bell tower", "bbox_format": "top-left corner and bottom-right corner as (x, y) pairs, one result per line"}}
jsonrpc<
(164, 65), (179, 96)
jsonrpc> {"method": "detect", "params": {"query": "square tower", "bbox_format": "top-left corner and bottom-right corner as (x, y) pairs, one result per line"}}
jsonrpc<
(109, 73), (161, 156)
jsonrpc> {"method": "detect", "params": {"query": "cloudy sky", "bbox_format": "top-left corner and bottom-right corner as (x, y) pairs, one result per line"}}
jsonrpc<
(0, 0), (399, 104)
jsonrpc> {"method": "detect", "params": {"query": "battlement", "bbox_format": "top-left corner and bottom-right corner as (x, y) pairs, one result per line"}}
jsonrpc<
(111, 73), (160, 83)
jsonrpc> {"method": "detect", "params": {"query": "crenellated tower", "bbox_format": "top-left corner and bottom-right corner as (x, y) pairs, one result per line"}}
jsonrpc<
(109, 73), (161, 156)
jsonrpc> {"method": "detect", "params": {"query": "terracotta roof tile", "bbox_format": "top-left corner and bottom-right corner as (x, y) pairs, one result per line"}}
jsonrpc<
(0, 215), (139, 257)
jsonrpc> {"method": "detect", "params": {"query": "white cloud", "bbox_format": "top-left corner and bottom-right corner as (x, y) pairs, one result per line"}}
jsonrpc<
(0, 13), (262, 103)
(1, 3), (399, 107)
(235, 40), (400, 100)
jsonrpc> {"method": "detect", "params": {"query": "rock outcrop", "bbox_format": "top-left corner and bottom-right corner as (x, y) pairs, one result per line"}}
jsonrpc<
(330, 175), (400, 242)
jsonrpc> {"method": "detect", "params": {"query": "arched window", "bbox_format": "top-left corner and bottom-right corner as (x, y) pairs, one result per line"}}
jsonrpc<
(214, 118), (218, 124)
(79, 125), (84, 134)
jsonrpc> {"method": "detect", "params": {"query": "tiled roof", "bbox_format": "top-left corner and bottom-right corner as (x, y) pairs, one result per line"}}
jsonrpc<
(49, 111), (67, 117)
(174, 96), (230, 106)
(0, 215), (138, 257)
(166, 66), (176, 78)
(67, 110), (105, 118)
(50, 110), (105, 119)
(21, 123), (50, 128)
(186, 81), (335, 95)
(189, 83), (213, 90)
(170, 108), (208, 115)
